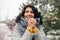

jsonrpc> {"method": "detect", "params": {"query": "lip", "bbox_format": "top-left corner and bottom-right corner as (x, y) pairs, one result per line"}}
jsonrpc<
(28, 15), (34, 18)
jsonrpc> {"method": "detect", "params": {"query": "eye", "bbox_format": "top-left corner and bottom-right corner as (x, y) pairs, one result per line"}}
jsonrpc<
(31, 11), (34, 13)
(25, 10), (29, 13)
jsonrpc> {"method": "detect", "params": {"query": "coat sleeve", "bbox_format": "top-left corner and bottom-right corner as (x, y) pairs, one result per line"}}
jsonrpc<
(20, 30), (33, 40)
(12, 24), (33, 40)
(12, 26), (22, 40)
(12, 28), (33, 40)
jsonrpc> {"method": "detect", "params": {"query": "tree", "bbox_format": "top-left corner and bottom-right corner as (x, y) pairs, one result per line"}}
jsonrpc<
(19, 0), (60, 34)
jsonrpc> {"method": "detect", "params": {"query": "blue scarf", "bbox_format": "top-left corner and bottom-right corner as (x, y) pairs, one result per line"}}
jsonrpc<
(16, 17), (41, 35)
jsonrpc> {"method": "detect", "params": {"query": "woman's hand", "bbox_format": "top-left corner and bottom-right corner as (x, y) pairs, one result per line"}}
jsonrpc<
(27, 18), (38, 34)
(28, 18), (36, 28)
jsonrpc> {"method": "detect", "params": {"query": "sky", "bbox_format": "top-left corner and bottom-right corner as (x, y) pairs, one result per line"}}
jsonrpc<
(0, 0), (28, 21)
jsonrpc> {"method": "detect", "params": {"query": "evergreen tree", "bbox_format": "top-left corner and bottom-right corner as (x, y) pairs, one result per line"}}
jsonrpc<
(19, 0), (60, 35)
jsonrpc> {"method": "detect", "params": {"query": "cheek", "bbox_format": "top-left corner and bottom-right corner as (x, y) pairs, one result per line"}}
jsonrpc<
(31, 14), (34, 17)
(24, 13), (27, 16)
(24, 13), (29, 18)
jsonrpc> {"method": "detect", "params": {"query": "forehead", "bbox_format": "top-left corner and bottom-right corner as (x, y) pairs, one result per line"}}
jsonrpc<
(25, 7), (33, 11)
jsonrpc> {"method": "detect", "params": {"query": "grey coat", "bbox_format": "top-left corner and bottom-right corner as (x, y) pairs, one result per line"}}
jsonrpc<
(4, 17), (49, 40)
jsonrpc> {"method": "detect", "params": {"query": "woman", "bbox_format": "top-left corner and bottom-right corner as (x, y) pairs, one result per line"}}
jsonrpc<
(10, 5), (48, 40)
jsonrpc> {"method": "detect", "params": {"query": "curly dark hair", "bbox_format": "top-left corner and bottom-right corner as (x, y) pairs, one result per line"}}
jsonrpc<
(15, 5), (43, 25)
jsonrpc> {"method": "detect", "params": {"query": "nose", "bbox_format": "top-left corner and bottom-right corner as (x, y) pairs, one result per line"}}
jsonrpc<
(29, 11), (31, 14)
(28, 12), (31, 15)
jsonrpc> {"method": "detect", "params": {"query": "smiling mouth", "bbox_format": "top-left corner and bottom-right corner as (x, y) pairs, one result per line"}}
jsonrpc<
(28, 15), (34, 18)
(25, 15), (34, 20)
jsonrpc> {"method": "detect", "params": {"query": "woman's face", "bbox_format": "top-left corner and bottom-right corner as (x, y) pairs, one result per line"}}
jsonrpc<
(24, 7), (34, 20)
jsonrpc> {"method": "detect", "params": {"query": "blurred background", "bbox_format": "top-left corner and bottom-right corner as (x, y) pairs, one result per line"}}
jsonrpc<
(0, 0), (60, 40)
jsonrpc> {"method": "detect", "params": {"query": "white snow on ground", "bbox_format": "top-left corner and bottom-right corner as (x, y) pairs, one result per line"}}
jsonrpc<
(0, 23), (12, 40)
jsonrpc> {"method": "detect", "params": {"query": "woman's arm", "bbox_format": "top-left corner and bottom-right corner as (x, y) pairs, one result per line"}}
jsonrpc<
(21, 30), (33, 40)
(12, 24), (33, 40)
(12, 27), (22, 40)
